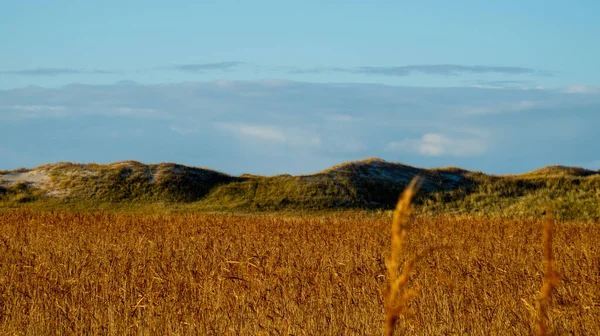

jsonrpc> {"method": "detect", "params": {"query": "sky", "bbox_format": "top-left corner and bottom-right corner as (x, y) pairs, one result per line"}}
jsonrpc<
(1, 1), (599, 175)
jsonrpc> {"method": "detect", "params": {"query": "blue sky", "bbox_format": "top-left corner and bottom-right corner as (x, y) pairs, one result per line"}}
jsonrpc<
(1, 1), (599, 174)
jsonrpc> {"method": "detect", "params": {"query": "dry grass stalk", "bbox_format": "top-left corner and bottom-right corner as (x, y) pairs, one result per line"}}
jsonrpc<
(536, 214), (559, 336)
(1, 209), (598, 334)
(384, 176), (422, 336)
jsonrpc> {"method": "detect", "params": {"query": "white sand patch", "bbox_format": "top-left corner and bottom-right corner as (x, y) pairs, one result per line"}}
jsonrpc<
(0, 169), (69, 197)
(0, 170), (49, 184)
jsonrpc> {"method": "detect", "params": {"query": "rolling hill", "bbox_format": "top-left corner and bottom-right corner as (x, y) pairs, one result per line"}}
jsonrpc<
(1, 158), (599, 219)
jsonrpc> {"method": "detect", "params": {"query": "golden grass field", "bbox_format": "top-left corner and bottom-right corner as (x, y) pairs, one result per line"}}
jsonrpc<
(0, 208), (598, 335)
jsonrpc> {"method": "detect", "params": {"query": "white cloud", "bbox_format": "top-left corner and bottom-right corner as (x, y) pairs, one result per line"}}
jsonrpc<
(214, 123), (323, 148)
(2, 80), (599, 175)
(237, 124), (286, 142)
(463, 100), (542, 115)
(386, 133), (486, 157)
(12, 105), (66, 112)
(513, 100), (539, 110)
(116, 107), (168, 118)
(2, 105), (69, 119)
(169, 126), (199, 135)
(216, 123), (286, 143)
(325, 114), (360, 122)
(564, 85), (600, 94)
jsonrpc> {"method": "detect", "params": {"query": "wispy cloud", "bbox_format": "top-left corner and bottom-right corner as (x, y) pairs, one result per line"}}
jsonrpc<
(463, 80), (538, 89)
(0, 68), (119, 76)
(116, 107), (169, 119)
(88, 69), (119, 74)
(290, 64), (553, 77)
(1, 80), (599, 174)
(1, 105), (69, 119)
(0, 63), (553, 80)
(214, 122), (323, 148)
(386, 133), (487, 157)
(12, 105), (67, 112)
(171, 62), (245, 73)
(169, 125), (199, 135)
(355, 65), (551, 77)
(2, 68), (120, 76)
(0, 68), (80, 76)
(462, 100), (543, 116)
(216, 123), (287, 143)
(564, 85), (600, 94)
(324, 114), (361, 122)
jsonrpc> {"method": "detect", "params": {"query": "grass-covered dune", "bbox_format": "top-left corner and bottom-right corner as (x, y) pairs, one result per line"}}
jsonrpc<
(1, 158), (599, 220)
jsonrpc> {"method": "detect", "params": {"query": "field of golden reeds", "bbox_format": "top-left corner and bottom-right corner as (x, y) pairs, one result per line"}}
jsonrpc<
(0, 209), (598, 335)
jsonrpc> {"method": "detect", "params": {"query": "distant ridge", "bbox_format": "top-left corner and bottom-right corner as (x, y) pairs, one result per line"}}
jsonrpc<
(1, 158), (599, 219)
(517, 165), (599, 178)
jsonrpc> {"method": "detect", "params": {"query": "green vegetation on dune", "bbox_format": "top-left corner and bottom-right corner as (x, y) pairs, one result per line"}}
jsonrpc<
(1, 159), (599, 220)
(420, 173), (600, 220)
(518, 165), (599, 178)
(49, 161), (236, 202)
(0, 182), (44, 205)
(198, 173), (360, 210)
